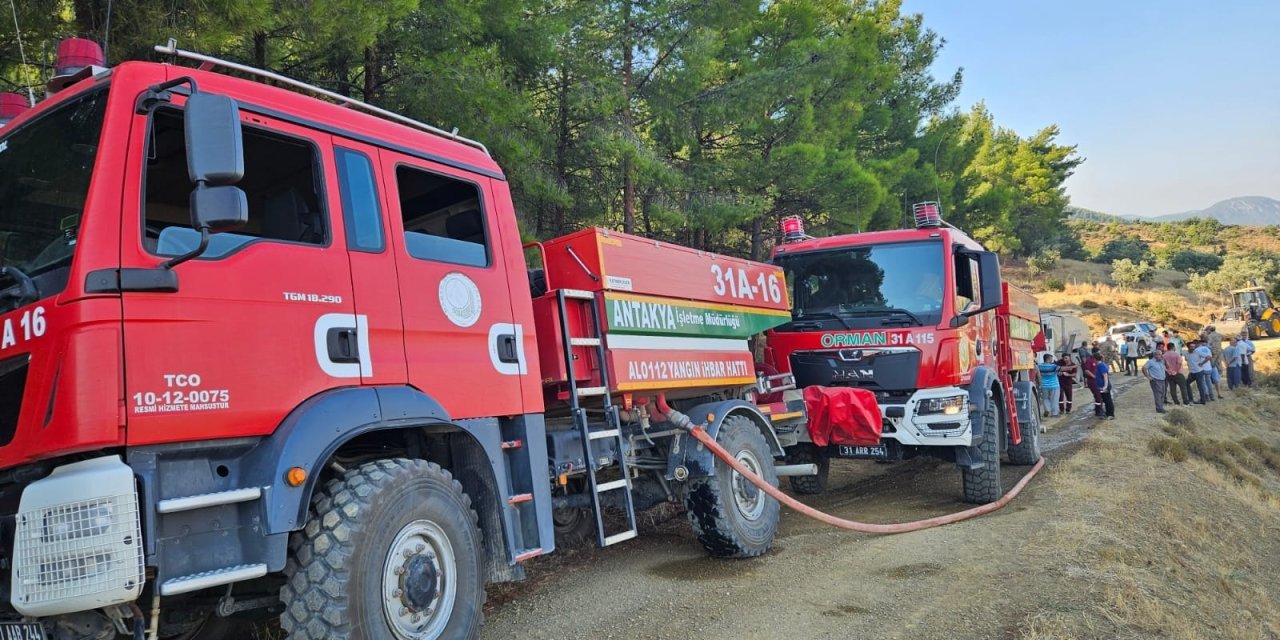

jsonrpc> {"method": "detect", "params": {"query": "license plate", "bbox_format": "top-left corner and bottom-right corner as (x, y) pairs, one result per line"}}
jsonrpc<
(837, 444), (889, 459)
(0, 623), (45, 640)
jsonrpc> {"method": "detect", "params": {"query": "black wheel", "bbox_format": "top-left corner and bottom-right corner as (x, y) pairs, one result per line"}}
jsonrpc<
(551, 507), (595, 548)
(1007, 400), (1042, 466)
(961, 400), (1003, 504)
(784, 444), (829, 495)
(684, 416), (780, 558)
(280, 458), (484, 640)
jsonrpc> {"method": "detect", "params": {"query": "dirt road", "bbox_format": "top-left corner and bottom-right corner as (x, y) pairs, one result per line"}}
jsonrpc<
(481, 376), (1146, 640)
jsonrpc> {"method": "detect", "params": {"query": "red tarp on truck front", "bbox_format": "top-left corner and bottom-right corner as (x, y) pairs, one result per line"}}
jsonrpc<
(803, 386), (882, 446)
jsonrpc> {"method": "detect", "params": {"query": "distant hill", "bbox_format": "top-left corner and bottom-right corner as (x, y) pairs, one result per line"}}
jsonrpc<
(1150, 196), (1280, 225)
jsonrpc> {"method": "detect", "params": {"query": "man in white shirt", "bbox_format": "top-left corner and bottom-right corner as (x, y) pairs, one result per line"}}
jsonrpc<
(1239, 334), (1257, 387)
(1191, 340), (1215, 403)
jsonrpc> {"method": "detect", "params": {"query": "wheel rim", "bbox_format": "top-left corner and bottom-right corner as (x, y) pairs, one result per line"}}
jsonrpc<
(382, 519), (456, 639)
(731, 448), (766, 521)
(552, 507), (589, 534)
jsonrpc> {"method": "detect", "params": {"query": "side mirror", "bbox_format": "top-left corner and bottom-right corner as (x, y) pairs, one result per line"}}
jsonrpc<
(192, 185), (248, 232)
(960, 250), (1004, 315)
(949, 314), (969, 328)
(184, 93), (244, 185)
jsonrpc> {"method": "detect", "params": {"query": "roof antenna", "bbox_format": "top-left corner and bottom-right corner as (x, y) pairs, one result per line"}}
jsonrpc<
(7, 0), (36, 105)
(103, 0), (113, 63)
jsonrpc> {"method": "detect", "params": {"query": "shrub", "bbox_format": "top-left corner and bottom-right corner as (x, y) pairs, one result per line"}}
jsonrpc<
(1148, 437), (1188, 462)
(1081, 299), (1099, 309)
(1044, 277), (1065, 292)
(1027, 248), (1060, 274)
(1096, 237), (1151, 263)
(1169, 249), (1224, 275)
(1111, 259), (1155, 288)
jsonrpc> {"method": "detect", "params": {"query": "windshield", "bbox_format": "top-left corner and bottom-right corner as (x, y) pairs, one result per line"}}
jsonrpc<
(776, 240), (945, 329)
(0, 87), (108, 306)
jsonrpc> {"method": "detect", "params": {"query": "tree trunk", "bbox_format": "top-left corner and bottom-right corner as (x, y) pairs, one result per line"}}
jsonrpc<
(620, 0), (636, 234)
(551, 68), (572, 237)
(363, 44), (383, 104)
(253, 32), (267, 68)
(750, 217), (763, 261)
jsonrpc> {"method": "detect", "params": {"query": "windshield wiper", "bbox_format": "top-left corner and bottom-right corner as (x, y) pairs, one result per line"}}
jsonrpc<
(0, 266), (39, 307)
(790, 311), (852, 329)
(839, 307), (925, 326)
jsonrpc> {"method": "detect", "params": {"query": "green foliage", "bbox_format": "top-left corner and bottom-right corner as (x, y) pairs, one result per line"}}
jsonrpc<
(1, 0), (1082, 258)
(1026, 248), (1059, 274)
(1044, 277), (1065, 292)
(1188, 252), (1280, 295)
(1110, 259), (1154, 288)
(1167, 249), (1223, 275)
(1095, 237), (1151, 264)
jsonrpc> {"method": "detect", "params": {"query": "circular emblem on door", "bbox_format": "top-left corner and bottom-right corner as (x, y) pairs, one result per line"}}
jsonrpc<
(439, 272), (482, 327)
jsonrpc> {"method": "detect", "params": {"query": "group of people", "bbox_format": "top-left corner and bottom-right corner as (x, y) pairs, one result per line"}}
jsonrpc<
(1036, 325), (1258, 420)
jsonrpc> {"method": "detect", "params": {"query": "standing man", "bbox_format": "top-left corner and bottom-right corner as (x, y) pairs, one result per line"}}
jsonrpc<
(1101, 336), (1119, 372)
(1096, 349), (1116, 420)
(1083, 350), (1103, 417)
(1192, 339), (1215, 403)
(1117, 337), (1131, 376)
(1056, 352), (1077, 414)
(1142, 350), (1167, 414)
(1206, 325), (1225, 379)
(1240, 333), (1256, 387)
(1076, 341), (1092, 386)
(1170, 331), (1184, 353)
(1224, 337), (1243, 391)
(1162, 342), (1187, 406)
(1182, 340), (1200, 404)
(1037, 355), (1061, 418)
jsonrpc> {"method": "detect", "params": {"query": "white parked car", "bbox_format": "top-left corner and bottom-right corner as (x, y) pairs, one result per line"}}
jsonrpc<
(1099, 322), (1158, 356)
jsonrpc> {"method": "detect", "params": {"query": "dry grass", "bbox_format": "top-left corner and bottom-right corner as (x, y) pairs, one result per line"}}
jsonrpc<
(1033, 280), (1215, 335)
(1017, 383), (1280, 639)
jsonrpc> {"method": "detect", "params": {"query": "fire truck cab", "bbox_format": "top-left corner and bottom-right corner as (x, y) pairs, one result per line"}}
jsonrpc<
(765, 206), (1043, 504)
(0, 40), (804, 640)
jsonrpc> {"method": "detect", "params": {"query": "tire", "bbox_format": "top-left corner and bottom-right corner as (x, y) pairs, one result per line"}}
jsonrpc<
(551, 507), (595, 548)
(1266, 315), (1280, 338)
(684, 416), (780, 558)
(961, 400), (1003, 504)
(784, 444), (829, 495)
(280, 458), (484, 640)
(1006, 399), (1042, 466)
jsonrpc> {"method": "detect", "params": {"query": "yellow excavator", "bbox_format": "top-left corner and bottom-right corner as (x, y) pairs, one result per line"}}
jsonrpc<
(1212, 281), (1280, 339)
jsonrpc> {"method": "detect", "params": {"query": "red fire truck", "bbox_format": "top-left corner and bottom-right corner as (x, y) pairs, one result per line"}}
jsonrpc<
(764, 205), (1043, 503)
(0, 40), (808, 639)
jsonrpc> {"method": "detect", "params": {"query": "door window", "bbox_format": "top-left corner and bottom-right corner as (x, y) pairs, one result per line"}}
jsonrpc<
(394, 165), (489, 268)
(142, 108), (328, 258)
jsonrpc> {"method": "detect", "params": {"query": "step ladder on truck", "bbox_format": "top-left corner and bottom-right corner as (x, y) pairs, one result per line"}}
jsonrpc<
(0, 39), (810, 640)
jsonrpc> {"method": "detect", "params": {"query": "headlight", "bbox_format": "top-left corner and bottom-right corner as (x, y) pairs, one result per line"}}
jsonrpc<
(919, 395), (967, 416)
(42, 499), (114, 542)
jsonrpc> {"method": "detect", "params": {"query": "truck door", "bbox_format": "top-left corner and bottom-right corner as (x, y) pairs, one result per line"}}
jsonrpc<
(376, 150), (525, 419)
(121, 105), (357, 445)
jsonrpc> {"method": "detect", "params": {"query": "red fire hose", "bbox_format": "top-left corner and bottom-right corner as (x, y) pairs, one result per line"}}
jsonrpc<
(656, 396), (1046, 534)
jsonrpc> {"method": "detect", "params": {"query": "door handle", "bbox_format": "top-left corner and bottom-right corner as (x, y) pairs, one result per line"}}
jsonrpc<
(496, 333), (519, 364)
(327, 327), (360, 364)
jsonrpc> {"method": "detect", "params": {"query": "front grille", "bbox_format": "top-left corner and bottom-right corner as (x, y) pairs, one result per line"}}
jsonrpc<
(0, 356), (28, 447)
(790, 349), (921, 392)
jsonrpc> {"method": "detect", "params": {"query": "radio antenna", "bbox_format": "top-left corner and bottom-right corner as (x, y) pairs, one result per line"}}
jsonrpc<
(103, 0), (113, 63)
(7, 0), (35, 105)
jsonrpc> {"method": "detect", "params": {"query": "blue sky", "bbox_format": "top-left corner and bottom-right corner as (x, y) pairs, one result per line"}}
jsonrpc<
(901, 0), (1280, 217)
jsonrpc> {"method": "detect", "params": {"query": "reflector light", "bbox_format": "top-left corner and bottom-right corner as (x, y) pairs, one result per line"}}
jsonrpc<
(912, 201), (942, 228)
(0, 92), (29, 127)
(55, 39), (106, 77)
(780, 215), (806, 243)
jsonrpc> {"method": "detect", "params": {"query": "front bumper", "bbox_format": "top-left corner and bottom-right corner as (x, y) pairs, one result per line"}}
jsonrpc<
(880, 386), (972, 447)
